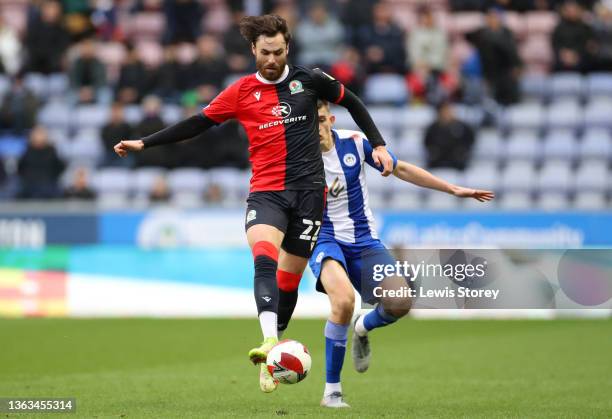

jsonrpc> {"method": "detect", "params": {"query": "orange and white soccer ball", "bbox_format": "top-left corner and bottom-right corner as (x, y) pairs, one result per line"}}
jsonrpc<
(266, 339), (312, 384)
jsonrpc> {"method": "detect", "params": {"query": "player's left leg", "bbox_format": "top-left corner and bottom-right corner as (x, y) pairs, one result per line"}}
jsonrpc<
(348, 244), (412, 373)
(276, 249), (308, 336)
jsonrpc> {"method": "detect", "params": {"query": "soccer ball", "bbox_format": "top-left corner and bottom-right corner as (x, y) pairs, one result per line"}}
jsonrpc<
(266, 339), (311, 384)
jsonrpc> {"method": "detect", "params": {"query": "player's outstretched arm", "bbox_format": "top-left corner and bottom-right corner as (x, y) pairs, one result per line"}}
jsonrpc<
(392, 160), (495, 202)
(113, 114), (215, 158)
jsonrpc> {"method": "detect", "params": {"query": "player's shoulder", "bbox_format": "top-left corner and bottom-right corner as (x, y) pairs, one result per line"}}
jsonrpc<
(334, 129), (367, 142)
(294, 65), (336, 82)
(225, 73), (258, 91)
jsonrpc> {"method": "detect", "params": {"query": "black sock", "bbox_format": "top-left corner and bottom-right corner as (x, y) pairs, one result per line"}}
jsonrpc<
(277, 289), (298, 332)
(254, 255), (278, 315)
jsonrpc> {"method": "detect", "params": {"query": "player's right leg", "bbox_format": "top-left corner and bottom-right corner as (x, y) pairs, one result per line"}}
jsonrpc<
(244, 192), (291, 393)
(319, 258), (354, 408)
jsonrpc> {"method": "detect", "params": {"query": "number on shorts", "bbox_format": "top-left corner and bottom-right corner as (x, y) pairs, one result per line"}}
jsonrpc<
(300, 219), (321, 241)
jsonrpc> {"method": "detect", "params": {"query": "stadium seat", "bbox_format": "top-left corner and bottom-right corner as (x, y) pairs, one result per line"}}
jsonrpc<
(207, 167), (249, 204)
(545, 100), (582, 130)
(167, 168), (209, 194)
(0, 135), (27, 159)
(520, 73), (550, 102)
(501, 161), (536, 192)
(454, 105), (484, 126)
(542, 129), (577, 161)
(579, 128), (612, 160)
(573, 191), (607, 210)
(0, 75), (10, 99)
(429, 168), (464, 186)
(573, 161), (608, 192)
(473, 129), (504, 162)
(134, 167), (167, 195)
(396, 134), (425, 161)
(223, 73), (249, 89)
(75, 105), (110, 128)
(129, 12), (165, 42)
(47, 73), (69, 98)
(464, 163), (500, 192)
(505, 130), (541, 162)
(136, 41), (164, 67)
(550, 73), (584, 99)
(505, 12), (527, 39)
(161, 105), (183, 125)
(426, 191), (461, 210)
(537, 160), (573, 193)
(92, 167), (132, 194)
(38, 102), (71, 128)
(364, 74), (409, 105)
(389, 190), (422, 209)
(63, 128), (103, 166)
(448, 12), (483, 39)
(586, 73), (612, 98)
(503, 103), (544, 130)
(537, 192), (569, 210)
(583, 99), (612, 128)
(525, 11), (558, 36)
(398, 106), (435, 130)
(124, 105), (144, 125)
(367, 106), (401, 130)
(498, 191), (532, 210)
(1, 4), (27, 35)
(24, 73), (48, 97)
(331, 107), (359, 131)
(520, 37), (553, 75)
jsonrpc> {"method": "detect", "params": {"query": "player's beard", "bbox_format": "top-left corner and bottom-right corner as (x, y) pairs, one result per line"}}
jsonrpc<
(256, 56), (286, 81)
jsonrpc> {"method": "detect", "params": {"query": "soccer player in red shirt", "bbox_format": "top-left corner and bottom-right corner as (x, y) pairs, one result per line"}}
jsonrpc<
(114, 14), (394, 393)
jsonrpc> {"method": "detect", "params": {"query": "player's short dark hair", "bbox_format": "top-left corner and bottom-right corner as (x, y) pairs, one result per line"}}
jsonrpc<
(317, 99), (329, 110)
(239, 14), (292, 47)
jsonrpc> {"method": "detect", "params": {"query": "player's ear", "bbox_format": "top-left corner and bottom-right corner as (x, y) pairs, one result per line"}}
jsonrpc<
(330, 114), (336, 125)
(251, 42), (256, 56)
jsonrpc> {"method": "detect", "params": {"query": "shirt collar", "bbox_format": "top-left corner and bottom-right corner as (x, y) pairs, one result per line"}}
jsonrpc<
(255, 65), (290, 84)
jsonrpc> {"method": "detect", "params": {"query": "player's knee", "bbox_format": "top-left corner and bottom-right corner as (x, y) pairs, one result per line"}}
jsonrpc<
(380, 296), (412, 319)
(331, 293), (355, 318)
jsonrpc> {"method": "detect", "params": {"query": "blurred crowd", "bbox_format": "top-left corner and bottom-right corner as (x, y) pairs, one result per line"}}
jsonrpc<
(0, 0), (610, 203)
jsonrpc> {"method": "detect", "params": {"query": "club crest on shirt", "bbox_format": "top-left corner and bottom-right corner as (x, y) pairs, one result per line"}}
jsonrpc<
(271, 102), (292, 118)
(343, 153), (357, 167)
(254, 91), (261, 101)
(289, 80), (303, 94)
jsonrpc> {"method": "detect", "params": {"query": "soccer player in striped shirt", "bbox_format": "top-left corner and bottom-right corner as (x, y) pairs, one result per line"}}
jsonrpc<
(308, 100), (493, 407)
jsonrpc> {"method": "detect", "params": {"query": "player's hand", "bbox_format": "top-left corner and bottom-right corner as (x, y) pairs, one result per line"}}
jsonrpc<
(372, 146), (394, 177)
(452, 186), (495, 202)
(114, 140), (144, 157)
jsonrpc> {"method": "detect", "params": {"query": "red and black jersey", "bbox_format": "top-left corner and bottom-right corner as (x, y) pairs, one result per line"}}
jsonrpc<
(202, 65), (345, 192)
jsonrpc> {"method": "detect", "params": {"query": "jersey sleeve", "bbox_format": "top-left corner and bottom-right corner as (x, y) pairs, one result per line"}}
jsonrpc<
(363, 137), (398, 172)
(311, 68), (346, 104)
(202, 81), (240, 123)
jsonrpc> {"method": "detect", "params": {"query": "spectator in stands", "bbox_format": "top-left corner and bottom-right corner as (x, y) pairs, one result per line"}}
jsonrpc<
(424, 101), (475, 170)
(340, 0), (376, 45)
(116, 43), (147, 104)
(0, 18), (22, 76)
(17, 125), (65, 199)
(101, 102), (133, 166)
(406, 7), (456, 105)
(330, 47), (366, 96)
(0, 73), (40, 135)
(62, 0), (95, 42)
(552, 1), (596, 73)
(154, 45), (180, 101)
(466, 8), (522, 105)
(408, 7), (448, 73)
(91, 0), (122, 41)
(149, 175), (170, 202)
(162, 0), (204, 44)
(192, 35), (228, 102)
(133, 95), (177, 168)
(25, 0), (70, 74)
(64, 167), (96, 200)
(295, 2), (344, 68)
(356, 2), (407, 74)
(69, 38), (107, 104)
(223, 10), (255, 74)
(592, 1), (612, 71)
(204, 183), (223, 204)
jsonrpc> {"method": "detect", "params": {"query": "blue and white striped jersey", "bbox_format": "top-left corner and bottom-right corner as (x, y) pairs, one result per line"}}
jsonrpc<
(320, 129), (397, 244)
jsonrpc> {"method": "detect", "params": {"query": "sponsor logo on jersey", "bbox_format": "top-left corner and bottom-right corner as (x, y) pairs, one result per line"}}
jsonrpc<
(246, 209), (257, 223)
(289, 80), (304, 94)
(329, 177), (345, 198)
(343, 153), (357, 167)
(254, 91), (261, 101)
(258, 115), (307, 130)
(271, 102), (292, 118)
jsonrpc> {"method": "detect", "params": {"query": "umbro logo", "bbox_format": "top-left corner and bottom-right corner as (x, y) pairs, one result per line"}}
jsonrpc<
(254, 91), (261, 101)
(262, 296), (271, 302)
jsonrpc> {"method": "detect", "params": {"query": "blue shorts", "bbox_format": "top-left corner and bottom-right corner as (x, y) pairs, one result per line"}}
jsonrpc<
(309, 237), (397, 305)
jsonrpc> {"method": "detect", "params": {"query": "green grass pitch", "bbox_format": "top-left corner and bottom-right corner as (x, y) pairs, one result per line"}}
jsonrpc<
(1, 318), (611, 418)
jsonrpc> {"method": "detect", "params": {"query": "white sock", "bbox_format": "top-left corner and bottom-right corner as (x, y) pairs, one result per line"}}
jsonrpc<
(354, 314), (368, 337)
(324, 382), (342, 396)
(259, 311), (278, 339)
